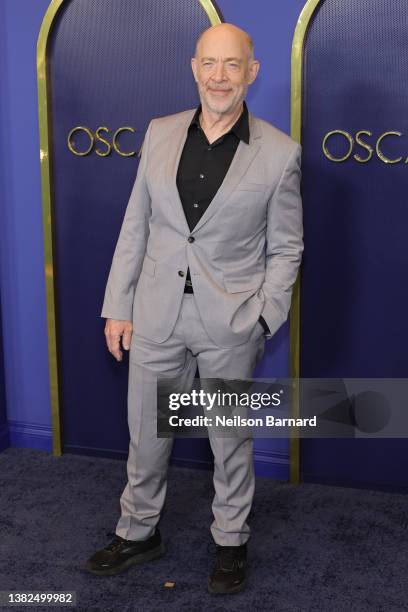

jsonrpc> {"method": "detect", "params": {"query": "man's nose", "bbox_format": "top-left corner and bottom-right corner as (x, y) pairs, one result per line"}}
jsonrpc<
(213, 61), (226, 82)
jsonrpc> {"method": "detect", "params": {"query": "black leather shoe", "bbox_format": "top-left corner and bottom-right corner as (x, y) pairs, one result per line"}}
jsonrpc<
(85, 529), (165, 576)
(208, 543), (247, 594)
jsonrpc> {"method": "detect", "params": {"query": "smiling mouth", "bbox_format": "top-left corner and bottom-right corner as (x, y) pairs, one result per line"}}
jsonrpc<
(208, 88), (231, 94)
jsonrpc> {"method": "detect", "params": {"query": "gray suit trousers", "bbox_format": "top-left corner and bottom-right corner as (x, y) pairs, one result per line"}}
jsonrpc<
(115, 293), (265, 546)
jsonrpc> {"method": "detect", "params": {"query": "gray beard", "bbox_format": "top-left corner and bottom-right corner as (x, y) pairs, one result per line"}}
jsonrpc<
(197, 84), (248, 116)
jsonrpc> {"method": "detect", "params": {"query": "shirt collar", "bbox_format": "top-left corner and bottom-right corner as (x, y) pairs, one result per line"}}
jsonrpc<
(189, 100), (250, 144)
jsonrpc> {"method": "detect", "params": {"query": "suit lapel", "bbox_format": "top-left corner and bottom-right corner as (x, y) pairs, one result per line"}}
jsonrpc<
(165, 109), (262, 234)
(165, 110), (196, 233)
(193, 113), (261, 232)
(193, 113), (262, 233)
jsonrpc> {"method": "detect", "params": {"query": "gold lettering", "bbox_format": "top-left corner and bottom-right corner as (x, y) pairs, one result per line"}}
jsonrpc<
(113, 127), (137, 157)
(376, 131), (403, 164)
(322, 130), (353, 162)
(67, 126), (94, 156)
(95, 126), (112, 157)
(354, 130), (373, 163)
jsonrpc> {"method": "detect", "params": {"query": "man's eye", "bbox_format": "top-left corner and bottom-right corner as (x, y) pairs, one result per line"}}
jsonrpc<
(228, 63), (239, 69)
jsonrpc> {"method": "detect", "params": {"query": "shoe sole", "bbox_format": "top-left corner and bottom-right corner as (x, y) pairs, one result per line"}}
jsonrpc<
(85, 541), (166, 576)
(207, 579), (246, 594)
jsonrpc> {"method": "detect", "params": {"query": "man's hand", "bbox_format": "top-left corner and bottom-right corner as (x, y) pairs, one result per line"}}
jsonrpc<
(104, 319), (133, 361)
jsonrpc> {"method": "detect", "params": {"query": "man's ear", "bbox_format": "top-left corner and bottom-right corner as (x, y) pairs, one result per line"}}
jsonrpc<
(191, 57), (198, 83)
(247, 60), (260, 85)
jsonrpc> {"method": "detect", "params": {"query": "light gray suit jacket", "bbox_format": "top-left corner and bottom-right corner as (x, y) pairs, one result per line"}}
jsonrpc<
(101, 107), (303, 348)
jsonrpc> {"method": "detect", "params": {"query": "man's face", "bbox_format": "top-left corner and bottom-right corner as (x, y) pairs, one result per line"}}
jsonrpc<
(191, 28), (259, 116)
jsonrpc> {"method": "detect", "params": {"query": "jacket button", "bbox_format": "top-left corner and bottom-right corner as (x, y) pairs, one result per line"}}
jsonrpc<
(188, 236), (195, 243)
(178, 270), (185, 277)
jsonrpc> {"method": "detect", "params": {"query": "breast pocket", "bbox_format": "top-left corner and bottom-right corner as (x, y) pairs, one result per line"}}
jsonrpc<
(235, 182), (267, 193)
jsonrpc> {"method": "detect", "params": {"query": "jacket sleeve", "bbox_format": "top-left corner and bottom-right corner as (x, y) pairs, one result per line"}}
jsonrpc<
(260, 143), (303, 338)
(100, 120), (153, 320)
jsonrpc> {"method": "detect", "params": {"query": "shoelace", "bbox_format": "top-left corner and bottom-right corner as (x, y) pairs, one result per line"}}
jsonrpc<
(104, 532), (126, 553)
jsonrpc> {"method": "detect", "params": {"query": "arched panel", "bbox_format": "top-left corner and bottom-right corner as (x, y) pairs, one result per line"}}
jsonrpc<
(292, 0), (408, 489)
(37, 0), (222, 456)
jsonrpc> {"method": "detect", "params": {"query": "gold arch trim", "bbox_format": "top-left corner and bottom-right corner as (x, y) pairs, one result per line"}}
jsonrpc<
(289, 0), (322, 484)
(36, 0), (222, 456)
(199, 0), (222, 24)
(37, 0), (66, 456)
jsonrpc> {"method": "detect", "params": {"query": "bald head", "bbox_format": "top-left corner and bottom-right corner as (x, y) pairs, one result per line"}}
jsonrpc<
(191, 22), (259, 118)
(195, 23), (254, 61)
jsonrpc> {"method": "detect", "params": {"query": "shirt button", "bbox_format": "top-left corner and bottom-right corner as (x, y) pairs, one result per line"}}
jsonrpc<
(188, 236), (195, 243)
(199, 174), (205, 179)
(207, 146), (212, 151)
(178, 270), (185, 277)
(193, 202), (199, 208)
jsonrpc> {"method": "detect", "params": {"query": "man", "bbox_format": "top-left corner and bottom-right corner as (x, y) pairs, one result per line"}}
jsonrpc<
(85, 23), (303, 594)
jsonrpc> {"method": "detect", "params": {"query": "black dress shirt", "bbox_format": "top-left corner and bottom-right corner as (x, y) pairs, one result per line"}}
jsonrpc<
(175, 101), (270, 336)
(176, 101), (249, 231)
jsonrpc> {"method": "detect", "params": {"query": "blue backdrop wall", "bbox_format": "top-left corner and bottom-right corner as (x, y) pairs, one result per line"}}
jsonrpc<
(0, 298), (8, 451)
(0, 0), (305, 472)
(0, 0), (53, 450)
